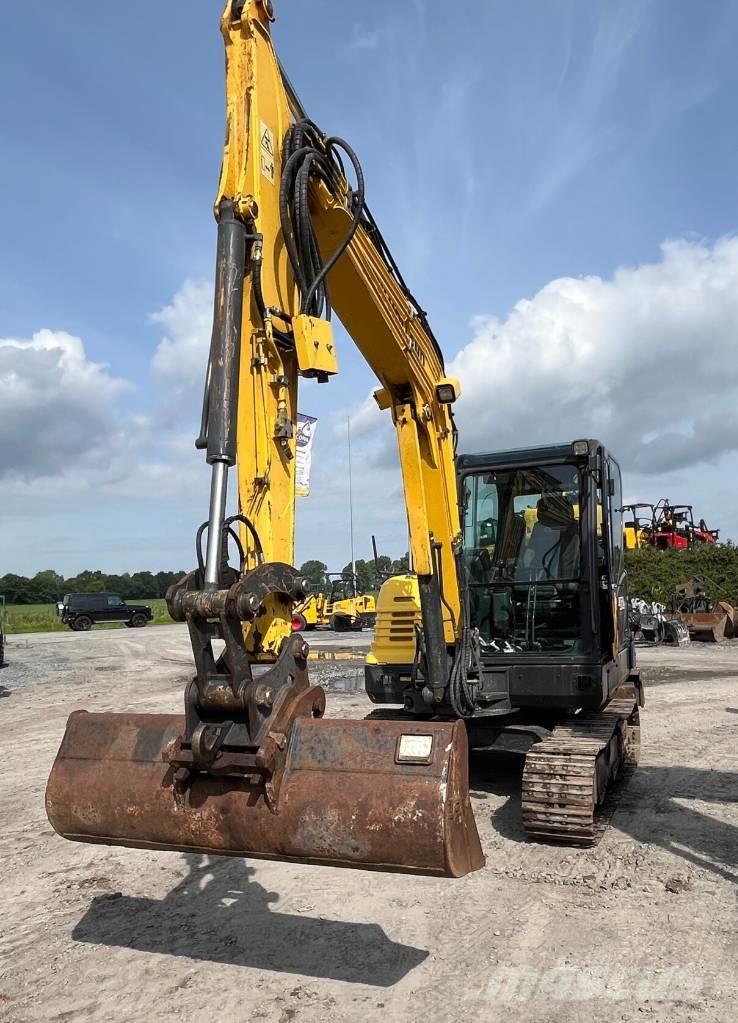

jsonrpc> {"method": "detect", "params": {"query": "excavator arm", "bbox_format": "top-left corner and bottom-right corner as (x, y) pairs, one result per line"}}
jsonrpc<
(210, 0), (462, 682)
(44, 0), (484, 878)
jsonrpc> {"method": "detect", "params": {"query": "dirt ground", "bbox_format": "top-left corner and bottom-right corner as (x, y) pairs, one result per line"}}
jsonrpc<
(0, 626), (736, 1022)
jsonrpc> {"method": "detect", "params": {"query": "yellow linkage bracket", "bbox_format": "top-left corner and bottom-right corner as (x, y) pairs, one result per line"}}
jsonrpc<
(293, 315), (338, 378)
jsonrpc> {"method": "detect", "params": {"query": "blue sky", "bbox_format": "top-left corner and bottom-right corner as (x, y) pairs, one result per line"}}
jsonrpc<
(2, 0), (738, 577)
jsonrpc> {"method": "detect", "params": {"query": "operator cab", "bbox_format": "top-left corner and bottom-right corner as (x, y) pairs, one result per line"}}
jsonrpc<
(366, 440), (634, 714)
(326, 573), (357, 605)
(457, 439), (631, 709)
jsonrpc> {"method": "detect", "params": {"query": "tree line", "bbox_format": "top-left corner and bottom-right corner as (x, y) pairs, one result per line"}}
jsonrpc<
(323, 546), (738, 603)
(625, 545), (738, 604)
(10, 547), (732, 608)
(0, 569), (186, 605)
(304, 547), (738, 603)
(0, 554), (412, 606)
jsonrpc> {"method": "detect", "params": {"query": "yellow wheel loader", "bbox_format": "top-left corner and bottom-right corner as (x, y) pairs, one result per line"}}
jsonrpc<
(292, 573), (376, 632)
(46, 1), (642, 879)
(289, 590), (322, 632)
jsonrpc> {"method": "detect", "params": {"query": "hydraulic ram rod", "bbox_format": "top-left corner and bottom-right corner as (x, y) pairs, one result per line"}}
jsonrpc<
(201, 199), (247, 588)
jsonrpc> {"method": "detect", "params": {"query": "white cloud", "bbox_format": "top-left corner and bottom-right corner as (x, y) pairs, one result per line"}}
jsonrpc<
(343, 24), (389, 54)
(141, 238), (738, 561)
(0, 312), (213, 575)
(0, 322), (204, 494)
(150, 278), (213, 396)
(450, 236), (738, 475)
(526, 0), (646, 214)
(0, 330), (128, 480)
(337, 236), (738, 548)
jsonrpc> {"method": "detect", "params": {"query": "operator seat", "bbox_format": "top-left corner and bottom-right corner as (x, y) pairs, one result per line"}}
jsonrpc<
(524, 495), (579, 580)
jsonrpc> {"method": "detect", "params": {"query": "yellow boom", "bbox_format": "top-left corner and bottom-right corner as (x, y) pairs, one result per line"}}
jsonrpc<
(215, 1), (462, 676)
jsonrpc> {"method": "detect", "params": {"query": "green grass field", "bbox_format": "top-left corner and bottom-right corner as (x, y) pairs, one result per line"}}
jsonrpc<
(4, 599), (175, 635)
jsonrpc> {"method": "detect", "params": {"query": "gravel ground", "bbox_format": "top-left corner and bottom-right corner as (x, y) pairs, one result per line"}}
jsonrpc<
(0, 629), (736, 1022)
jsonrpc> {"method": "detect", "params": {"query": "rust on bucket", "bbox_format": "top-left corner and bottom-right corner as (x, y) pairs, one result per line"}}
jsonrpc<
(46, 711), (484, 878)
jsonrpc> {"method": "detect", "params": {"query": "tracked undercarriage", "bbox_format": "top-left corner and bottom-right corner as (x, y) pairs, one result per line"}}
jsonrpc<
(521, 673), (644, 844)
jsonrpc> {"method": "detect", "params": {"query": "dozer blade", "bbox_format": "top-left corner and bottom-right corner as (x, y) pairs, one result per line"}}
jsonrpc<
(46, 711), (484, 878)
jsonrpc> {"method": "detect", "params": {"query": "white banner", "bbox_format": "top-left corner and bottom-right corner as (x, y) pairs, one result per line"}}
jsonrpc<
(295, 413), (318, 497)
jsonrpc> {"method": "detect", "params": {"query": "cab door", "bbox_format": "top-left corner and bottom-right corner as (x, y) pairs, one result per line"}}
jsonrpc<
(604, 456), (627, 655)
(83, 594), (105, 623)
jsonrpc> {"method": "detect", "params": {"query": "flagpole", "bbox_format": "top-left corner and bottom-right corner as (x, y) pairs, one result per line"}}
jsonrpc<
(348, 417), (356, 585)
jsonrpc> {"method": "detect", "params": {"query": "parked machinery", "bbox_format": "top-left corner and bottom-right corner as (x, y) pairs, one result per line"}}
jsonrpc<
(292, 573), (376, 632)
(659, 504), (719, 547)
(667, 577), (735, 642)
(367, 440), (644, 844)
(45, 0), (485, 879)
(622, 503), (656, 550)
(628, 598), (690, 646)
(623, 500), (719, 550)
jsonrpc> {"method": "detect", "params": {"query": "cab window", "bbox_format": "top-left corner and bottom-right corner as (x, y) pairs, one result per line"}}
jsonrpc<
(460, 463), (584, 655)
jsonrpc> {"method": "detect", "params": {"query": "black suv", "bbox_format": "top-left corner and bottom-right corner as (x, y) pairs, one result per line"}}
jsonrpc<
(57, 593), (153, 632)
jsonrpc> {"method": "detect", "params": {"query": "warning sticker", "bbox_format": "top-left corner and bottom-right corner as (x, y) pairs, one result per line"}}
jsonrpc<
(260, 121), (275, 183)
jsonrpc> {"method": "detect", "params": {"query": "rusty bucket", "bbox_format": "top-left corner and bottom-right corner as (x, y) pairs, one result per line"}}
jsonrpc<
(681, 610), (730, 642)
(46, 711), (484, 878)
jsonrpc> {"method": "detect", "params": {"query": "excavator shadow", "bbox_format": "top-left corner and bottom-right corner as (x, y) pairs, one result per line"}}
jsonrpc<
(471, 750), (738, 886)
(612, 764), (738, 885)
(71, 854), (428, 985)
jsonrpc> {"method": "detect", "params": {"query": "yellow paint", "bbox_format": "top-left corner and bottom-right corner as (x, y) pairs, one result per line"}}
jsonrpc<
(293, 315), (338, 377)
(308, 651), (364, 662)
(366, 575), (422, 669)
(213, 1), (462, 658)
(294, 589), (376, 630)
(624, 524), (649, 550)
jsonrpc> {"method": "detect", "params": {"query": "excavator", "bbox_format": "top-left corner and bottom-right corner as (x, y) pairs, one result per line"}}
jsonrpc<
(45, 0), (642, 879)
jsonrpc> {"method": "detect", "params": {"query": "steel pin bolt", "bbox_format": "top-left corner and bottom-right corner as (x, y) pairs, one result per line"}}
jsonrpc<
(255, 685), (276, 709)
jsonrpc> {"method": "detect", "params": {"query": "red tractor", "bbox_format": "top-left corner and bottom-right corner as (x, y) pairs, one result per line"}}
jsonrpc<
(650, 500), (719, 550)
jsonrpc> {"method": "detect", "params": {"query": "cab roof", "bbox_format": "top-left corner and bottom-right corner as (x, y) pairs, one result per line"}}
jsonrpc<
(457, 440), (607, 471)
